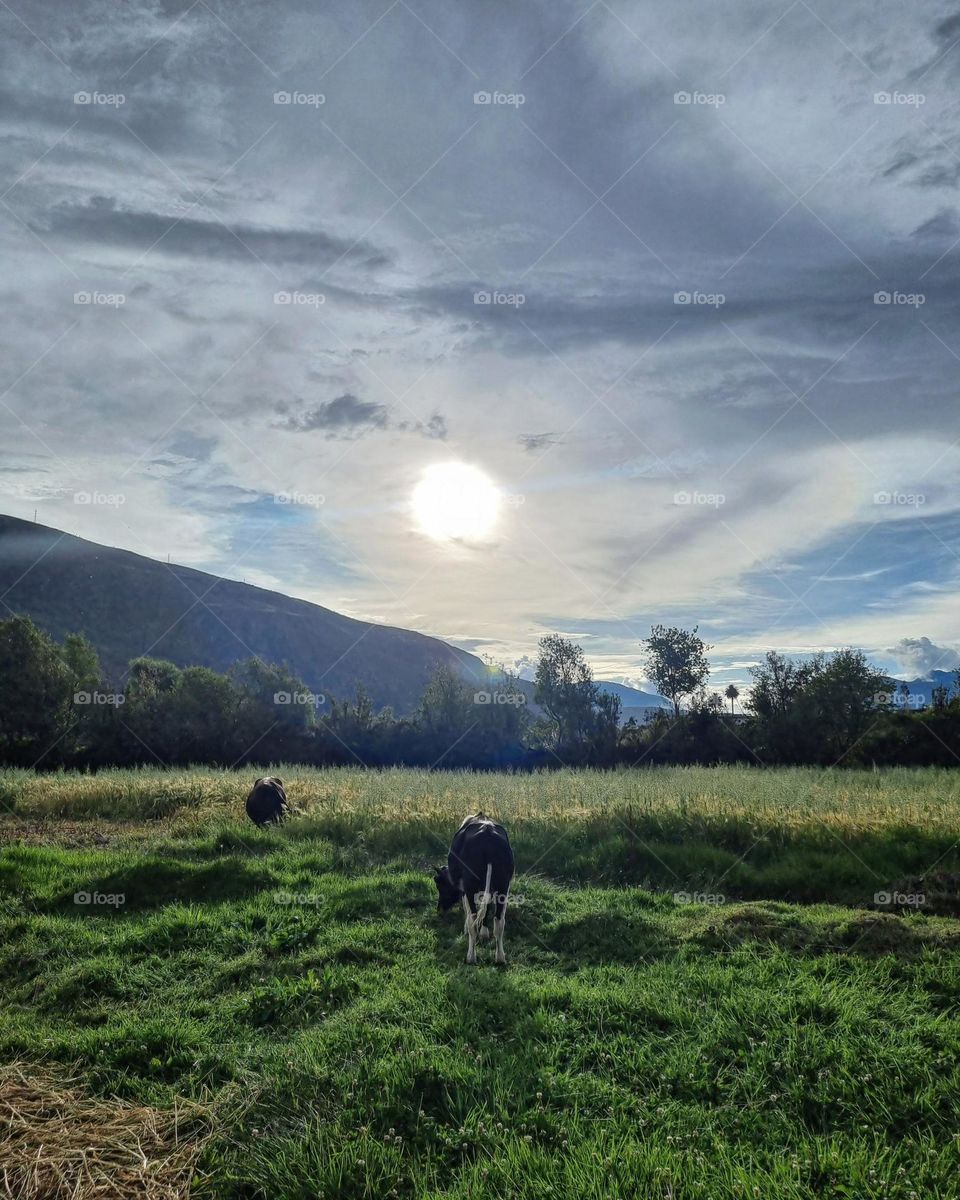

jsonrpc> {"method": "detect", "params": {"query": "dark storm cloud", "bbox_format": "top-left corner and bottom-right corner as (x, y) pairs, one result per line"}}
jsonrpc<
(37, 197), (391, 269)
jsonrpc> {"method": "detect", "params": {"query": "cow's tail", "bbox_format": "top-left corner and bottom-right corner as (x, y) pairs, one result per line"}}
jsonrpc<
(477, 863), (493, 940)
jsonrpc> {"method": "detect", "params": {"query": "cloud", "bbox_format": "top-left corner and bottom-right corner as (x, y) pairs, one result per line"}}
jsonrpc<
(397, 412), (448, 440)
(4, 0), (960, 687)
(275, 394), (448, 441)
(934, 12), (960, 42)
(519, 432), (560, 453)
(888, 637), (960, 677)
(39, 198), (391, 270)
(275, 394), (388, 435)
(912, 209), (960, 239)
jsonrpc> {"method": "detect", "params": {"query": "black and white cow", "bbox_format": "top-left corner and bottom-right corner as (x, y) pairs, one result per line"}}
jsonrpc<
(434, 812), (514, 965)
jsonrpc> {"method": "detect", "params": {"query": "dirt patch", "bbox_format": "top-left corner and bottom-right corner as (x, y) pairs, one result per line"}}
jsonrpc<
(0, 1061), (214, 1199)
(0, 819), (152, 849)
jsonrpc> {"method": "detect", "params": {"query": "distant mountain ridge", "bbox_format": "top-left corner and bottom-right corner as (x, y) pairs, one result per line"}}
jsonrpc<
(0, 515), (486, 713)
(885, 670), (960, 708)
(593, 680), (671, 710)
(0, 515), (668, 716)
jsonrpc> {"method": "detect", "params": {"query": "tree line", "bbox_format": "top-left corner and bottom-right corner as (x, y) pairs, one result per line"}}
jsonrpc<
(2, 614), (960, 770)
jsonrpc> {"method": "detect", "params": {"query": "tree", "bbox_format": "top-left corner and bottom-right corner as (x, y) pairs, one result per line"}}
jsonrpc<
(324, 685), (400, 765)
(231, 657), (318, 762)
(746, 651), (822, 721)
(417, 663), (473, 745)
(471, 665), (530, 760)
(641, 625), (712, 717)
(535, 635), (593, 746)
(805, 649), (886, 762)
(532, 636), (620, 759)
(0, 617), (101, 766)
(724, 683), (740, 715)
(169, 667), (242, 763)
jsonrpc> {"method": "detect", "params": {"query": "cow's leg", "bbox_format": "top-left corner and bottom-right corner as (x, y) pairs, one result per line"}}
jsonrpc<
(462, 893), (478, 964)
(494, 886), (509, 964)
(478, 864), (493, 940)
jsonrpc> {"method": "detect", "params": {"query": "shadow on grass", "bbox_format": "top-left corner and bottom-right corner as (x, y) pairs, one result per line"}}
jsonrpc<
(692, 902), (960, 958)
(51, 855), (277, 912)
(167, 810), (960, 908)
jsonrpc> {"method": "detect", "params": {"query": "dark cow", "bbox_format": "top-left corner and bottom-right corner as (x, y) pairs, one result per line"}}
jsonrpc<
(434, 812), (514, 965)
(245, 776), (288, 827)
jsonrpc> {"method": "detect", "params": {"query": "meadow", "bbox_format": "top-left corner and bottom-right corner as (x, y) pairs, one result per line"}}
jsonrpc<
(1, 765), (960, 1198)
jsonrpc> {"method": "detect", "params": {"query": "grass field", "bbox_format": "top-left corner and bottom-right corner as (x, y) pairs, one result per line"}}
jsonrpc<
(2, 765), (960, 1197)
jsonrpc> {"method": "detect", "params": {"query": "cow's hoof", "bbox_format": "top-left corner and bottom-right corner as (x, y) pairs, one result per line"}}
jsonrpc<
(495, 954), (507, 966)
(479, 927), (490, 940)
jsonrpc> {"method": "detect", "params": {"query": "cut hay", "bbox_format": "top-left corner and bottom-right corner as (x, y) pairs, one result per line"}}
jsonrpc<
(0, 1061), (214, 1200)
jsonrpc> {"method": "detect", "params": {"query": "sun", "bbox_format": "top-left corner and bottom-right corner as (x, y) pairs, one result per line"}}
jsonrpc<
(412, 462), (500, 541)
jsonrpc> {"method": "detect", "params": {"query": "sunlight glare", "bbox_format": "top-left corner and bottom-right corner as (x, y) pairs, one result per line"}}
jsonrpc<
(412, 462), (500, 541)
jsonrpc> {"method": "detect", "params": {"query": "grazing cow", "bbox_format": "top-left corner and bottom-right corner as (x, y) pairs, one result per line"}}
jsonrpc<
(245, 776), (288, 827)
(434, 812), (514, 965)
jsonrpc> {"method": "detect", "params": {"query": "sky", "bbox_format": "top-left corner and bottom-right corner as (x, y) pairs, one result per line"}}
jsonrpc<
(1, 0), (959, 695)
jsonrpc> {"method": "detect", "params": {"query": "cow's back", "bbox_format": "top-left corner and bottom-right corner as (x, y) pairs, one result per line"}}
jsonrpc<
(246, 777), (287, 826)
(449, 815), (513, 884)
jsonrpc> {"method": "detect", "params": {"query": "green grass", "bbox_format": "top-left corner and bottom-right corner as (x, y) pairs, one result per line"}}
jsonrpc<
(4, 763), (960, 905)
(2, 766), (960, 1197)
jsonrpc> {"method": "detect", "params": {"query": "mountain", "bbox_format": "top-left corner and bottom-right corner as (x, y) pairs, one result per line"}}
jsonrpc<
(0, 514), (488, 714)
(884, 670), (959, 708)
(0, 514), (671, 717)
(595, 680), (671, 710)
